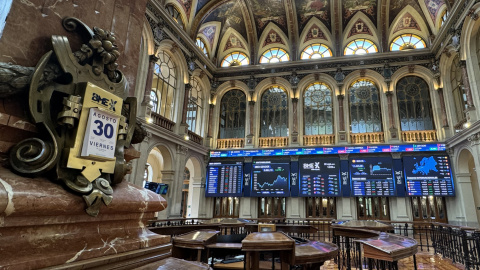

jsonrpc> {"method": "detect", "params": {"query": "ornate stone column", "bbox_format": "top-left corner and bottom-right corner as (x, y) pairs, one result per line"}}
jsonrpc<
(291, 97), (299, 145)
(437, 88), (449, 127)
(246, 100), (255, 147)
(179, 83), (192, 136)
(142, 55), (159, 118)
(386, 91), (398, 140)
(169, 145), (189, 218)
(460, 60), (475, 108)
(337, 94), (346, 142)
(206, 104), (215, 147)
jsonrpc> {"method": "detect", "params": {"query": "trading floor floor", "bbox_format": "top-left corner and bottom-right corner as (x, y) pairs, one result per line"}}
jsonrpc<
(319, 252), (465, 269)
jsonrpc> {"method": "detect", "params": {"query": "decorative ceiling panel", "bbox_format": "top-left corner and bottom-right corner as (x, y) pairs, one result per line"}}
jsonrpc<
(247, 0), (288, 38)
(295, 0), (331, 33)
(203, 1), (248, 41)
(424, 0), (445, 23)
(196, 0), (213, 14)
(342, 0), (377, 29)
(177, 0), (193, 20)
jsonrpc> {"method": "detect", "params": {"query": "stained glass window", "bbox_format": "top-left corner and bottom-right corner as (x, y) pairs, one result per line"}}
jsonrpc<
(304, 82), (334, 135)
(348, 79), (383, 133)
(396, 76), (434, 131)
(390, 34), (426, 51)
(186, 78), (204, 134)
(259, 48), (290, 63)
(152, 51), (176, 120)
(196, 38), (208, 57)
(344, 39), (378, 55)
(221, 52), (249, 67)
(166, 4), (185, 29)
(300, 44), (332, 59)
(260, 86), (288, 137)
(219, 90), (246, 139)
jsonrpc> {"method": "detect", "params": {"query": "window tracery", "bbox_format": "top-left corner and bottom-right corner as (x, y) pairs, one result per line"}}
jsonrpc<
(260, 86), (289, 137)
(303, 82), (334, 135)
(344, 39), (378, 55)
(219, 90), (246, 139)
(300, 44), (332, 59)
(152, 51), (176, 120)
(348, 79), (383, 133)
(396, 76), (434, 131)
(221, 52), (249, 67)
(390, 34), (426, 51)
(260, 48), (290, 63)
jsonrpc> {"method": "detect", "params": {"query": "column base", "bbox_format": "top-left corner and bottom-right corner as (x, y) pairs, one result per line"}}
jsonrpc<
(338, 131), (347, 143)
(389, 127), (400, 141)
(291, 132), (299, 146)
(245, 134), (254, 148)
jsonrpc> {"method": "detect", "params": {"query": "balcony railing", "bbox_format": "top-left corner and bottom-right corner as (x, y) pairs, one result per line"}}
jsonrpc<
(303, 134), (335, 146)
(217, 138), (244, 149)
(259, 137), (288, 147)
(151, 112), (175, 131)
(402, 130), (437, 142)
(187, 130), (203, 145)
(350, 132), (384, 144)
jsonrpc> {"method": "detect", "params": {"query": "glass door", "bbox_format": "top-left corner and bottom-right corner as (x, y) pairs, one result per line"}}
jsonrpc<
(411, 196), (447, 223)
(306, 197), (336, 218)
(213, 197), (240, 218)
(258, 197), (286, 218)
(356, 197), (390, 220)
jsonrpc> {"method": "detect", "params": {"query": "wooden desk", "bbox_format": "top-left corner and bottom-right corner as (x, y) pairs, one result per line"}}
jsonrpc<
(244, 224), (318, 235)
(173, 230), (220, 262)
(133, 257), (211, 270)
(242, 232), (295, 270)
(331, 220), (393, 270)
(355, 233), (418, 270)
(293, 241), (338, 269)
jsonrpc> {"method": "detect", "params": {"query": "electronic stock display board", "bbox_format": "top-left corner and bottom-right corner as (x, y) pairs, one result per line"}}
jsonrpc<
(350, 157), (395, 196)
(298, 158), (340, 196)
(210, 143), (446, 158)
(206, 161), (243, 197)
(403, 155), (454, 196)
(251, 161), (290, 197)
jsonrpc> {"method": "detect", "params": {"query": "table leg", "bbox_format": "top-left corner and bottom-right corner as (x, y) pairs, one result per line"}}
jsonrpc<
(197, 249), (202, 262)
(345, 236), (351, 270)
(413, 255), (417, 270)
(252, 251), (260, 270)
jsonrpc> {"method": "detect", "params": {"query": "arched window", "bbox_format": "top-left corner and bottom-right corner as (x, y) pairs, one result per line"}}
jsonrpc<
(304, 82), (334, 135)
(450, 55), (467, 126)
(439, 10), (448, 28)
(259, 48), (290, 63)
(0, 0), (12, 40)
(390, 34), (426, 51)
(219, 90), (246, 139)
(396, 76), (434, 131)
(152, 51), (176, 120)
(260, 86), (288, 137)
(196, 37), (208, 58)
(300, 44), (333, 59)
(166, 4), (185, 29)
(348, 79), (383, 133)
(344, 39), (378, 55)
(150, 90), (158, 113)
(221, 52), (249, 67)
(186, 78), (204, 134)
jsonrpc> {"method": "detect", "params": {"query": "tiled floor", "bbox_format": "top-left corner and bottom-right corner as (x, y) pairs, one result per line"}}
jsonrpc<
(320, 252), (465, 269)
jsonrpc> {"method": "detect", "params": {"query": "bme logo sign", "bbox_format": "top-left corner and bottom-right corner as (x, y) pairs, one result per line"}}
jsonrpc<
(91, 93), (117, 112)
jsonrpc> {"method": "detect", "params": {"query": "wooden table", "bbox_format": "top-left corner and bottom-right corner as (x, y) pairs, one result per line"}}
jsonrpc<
(133, 257), (211, 270)
(355, 233), (418, 270)
(331, 220), (394, 270)
(206, 243), (243, 268)
(293, 241), (338, 270)
(241, 232), (295, 270)
(244, 224), (318, 235)
(172, 230), (220, 262)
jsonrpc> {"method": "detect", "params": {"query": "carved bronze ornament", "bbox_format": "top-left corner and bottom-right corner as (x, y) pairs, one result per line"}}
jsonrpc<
(9, 17), (139, 216)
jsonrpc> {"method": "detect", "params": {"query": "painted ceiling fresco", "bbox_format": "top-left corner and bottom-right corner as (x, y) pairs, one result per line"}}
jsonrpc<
(202, 1), (248, 41)
(295, 0), (331, 33)
(247, 0), (288, 38)
(184, 0), (451, 59)
(342, 0), (377, 28)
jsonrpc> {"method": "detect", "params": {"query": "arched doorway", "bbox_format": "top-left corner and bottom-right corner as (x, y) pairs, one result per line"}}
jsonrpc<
(185, 156), (205, 218)
(146, 145), (173, 219)
(457, 148), (480, 225)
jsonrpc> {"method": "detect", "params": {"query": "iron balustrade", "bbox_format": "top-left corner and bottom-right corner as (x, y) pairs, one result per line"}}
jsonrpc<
(147, 218), (480, 269)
